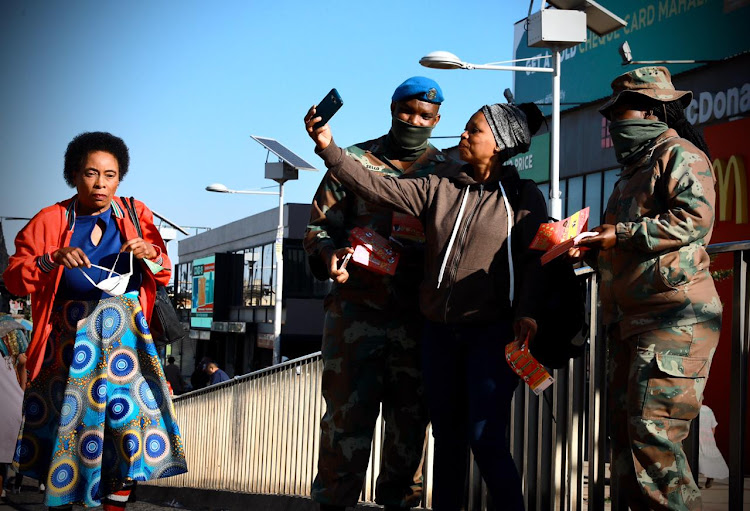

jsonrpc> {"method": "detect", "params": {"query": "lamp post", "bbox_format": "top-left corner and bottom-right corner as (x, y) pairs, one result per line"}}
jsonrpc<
(205, 182), (285, 364)
(420, 51), (565, 220)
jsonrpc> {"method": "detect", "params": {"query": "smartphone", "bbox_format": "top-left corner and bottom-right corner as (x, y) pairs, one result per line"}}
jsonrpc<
(313, 88), (343, 130)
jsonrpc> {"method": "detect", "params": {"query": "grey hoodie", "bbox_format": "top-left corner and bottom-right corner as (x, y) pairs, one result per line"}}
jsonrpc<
(317, 140), (547, 325)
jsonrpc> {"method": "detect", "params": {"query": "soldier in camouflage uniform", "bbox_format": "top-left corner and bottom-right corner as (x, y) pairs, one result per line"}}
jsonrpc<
(577, 67), (722, 511)
(303, 77), (461, 511)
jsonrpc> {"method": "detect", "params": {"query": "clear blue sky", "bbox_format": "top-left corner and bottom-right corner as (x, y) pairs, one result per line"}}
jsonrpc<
(0, 0), (534, 259)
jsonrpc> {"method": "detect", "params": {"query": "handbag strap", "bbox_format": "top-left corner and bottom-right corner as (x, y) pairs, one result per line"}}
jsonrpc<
(125, 197), (143, 238)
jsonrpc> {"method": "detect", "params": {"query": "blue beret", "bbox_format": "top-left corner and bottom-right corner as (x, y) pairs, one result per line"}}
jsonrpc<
(392, 76), (444, 104)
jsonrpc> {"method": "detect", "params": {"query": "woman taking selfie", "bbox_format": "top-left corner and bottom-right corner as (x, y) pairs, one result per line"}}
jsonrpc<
(4, 132), (186, 510)
(305, 101), (547, 510)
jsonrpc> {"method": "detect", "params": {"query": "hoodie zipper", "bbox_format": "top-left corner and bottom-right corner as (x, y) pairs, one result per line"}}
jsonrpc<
(443, 184), (484, 322)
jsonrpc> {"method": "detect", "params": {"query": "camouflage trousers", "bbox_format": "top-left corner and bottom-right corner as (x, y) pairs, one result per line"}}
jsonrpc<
(608, 316), (721, 511)
(312, 301), (429, 508)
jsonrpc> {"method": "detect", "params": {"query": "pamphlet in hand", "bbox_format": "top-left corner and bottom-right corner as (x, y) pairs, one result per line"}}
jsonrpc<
(348, 227), (400, 276)
(528, 207), (597, 265)
(505, 338), (554, 395)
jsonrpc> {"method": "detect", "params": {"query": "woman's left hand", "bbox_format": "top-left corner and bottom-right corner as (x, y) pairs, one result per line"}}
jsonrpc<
(514, 317), (538, 344)
(121, 238), (157, 260)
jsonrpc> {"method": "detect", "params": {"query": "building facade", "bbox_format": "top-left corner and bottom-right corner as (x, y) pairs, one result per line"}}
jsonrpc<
(171, 203), (329, 386)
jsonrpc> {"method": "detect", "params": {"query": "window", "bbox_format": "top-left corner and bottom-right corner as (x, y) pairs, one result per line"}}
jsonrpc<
(174, 262), (193, 311)
(566, 176), (584, 217)
(262, 244), (274, 306)
(601, 117), (613, 149)
(584, 173), (603, 228)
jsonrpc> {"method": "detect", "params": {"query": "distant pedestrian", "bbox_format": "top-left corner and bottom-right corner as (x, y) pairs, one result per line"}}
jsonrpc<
(164, 356), (184, 395)
(0, 309), (28, 500)
(190, 356), (211, 391)
(205, 362), (229, 385)
(699, 404), (729, 488)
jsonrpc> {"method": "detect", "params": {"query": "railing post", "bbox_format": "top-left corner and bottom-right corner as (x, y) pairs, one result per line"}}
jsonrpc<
(729, 247), (749, 510)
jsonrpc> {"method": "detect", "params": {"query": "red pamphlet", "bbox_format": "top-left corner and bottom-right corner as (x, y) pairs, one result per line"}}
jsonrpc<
(528, 207), (596, 265)
(348, 227), (400, 276)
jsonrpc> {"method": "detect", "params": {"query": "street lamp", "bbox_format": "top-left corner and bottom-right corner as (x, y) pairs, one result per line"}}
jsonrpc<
(206, 137), (317, 366)
(206, 182), (284, 362)
(421, 3), (626, 221)
(420, 50), (566, 218)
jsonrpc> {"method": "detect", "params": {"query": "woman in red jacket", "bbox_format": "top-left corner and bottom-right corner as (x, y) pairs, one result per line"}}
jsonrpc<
(4, 132), (186, 510)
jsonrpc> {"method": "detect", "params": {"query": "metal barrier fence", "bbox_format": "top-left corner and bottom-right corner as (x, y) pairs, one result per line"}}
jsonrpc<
(149, 240), (750, 510)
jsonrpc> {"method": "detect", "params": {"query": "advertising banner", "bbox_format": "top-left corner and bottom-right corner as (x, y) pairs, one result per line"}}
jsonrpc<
(513, 0), (750, 112)
(191, 255), (215, 329)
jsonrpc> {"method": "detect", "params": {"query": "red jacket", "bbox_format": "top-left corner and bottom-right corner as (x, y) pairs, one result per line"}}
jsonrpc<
(3, 196), (171, 380)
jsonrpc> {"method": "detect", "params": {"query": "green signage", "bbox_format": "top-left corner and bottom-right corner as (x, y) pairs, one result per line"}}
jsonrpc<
(513, 0), (750, 111)
(508, 133), (550, 183)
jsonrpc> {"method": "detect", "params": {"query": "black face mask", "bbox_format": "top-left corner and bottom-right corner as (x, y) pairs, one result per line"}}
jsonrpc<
(385, 117), (435, 161)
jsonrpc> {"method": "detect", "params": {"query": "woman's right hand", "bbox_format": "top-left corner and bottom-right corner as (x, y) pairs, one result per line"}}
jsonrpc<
(304, 105), (333, 150)
(52, 247), (91, 269)
(323, 247), (355, 284)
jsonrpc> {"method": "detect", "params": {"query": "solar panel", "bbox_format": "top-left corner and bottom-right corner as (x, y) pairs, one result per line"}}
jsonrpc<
(251, 136), (317, 170)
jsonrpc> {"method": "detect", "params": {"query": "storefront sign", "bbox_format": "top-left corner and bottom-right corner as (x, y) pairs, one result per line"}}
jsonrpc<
(513, 0), (750, 109)
(190, 255), (215, 329)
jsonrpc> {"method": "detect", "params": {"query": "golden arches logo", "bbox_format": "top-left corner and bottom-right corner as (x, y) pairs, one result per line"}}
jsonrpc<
(713, 155), (748, 224)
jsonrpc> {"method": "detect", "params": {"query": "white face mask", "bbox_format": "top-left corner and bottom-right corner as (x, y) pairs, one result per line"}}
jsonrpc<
(79, 251), (133, 296)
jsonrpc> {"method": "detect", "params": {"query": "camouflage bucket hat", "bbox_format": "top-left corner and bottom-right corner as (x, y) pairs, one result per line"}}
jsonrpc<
(599, 66), (693, 119)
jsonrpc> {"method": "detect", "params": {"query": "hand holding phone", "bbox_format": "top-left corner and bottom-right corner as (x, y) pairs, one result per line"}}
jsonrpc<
(313, 88), (343, 130)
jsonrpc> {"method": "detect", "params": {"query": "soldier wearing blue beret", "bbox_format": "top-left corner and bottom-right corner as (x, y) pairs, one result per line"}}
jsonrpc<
(304, 78), (460, 511)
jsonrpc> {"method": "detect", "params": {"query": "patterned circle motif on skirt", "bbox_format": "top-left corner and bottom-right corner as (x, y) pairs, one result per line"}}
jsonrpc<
(107, 390), (138, 428)
(145, 374), (168, 412)
(108, 347), (139, 385)
(69, 338), (100, 378)
(143, 427), (171, 464)
(87, 375), (108, 411)
(78, 428), (104, 467)
(120, 429), (143, 462)
(133, 309), (153, 341)
(59, 388), (84, 433)
(15, 435), (40, 470)
(87, 301), (127, 346)
(151, 459), (188, 479)
(133, 376), (162, 417)
(48, 456), (79, 495)
(23, 390), (49, 427)
(64, 300), (90, 330)
(48, 375), (67, 418)
(85, 469), (101, 507)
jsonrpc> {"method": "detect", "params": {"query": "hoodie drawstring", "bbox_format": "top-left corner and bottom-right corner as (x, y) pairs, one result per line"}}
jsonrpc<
(437, 187), (470, 289)
(499, 181), (514, 305)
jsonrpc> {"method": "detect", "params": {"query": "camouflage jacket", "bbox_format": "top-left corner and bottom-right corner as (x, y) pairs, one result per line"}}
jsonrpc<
(304, 135), (461, 312)
(597, 129), (722, 338)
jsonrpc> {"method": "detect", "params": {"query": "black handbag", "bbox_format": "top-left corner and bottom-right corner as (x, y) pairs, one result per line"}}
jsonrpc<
(124, 197), (188, 347)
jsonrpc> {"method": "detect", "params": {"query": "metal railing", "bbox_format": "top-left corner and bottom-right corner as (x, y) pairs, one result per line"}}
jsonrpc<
(148, 240), (750, 510)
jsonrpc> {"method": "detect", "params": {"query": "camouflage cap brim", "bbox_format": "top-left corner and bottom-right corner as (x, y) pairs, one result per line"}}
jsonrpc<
(599, 88), (693, 118)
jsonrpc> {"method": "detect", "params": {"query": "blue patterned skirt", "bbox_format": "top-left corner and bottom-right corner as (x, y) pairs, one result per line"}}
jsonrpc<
(13, 291), (187, 507)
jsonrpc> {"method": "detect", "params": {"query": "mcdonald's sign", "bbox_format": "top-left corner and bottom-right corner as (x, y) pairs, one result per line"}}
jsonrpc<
(714, 155), (749, 225)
